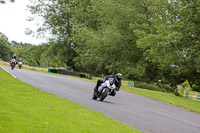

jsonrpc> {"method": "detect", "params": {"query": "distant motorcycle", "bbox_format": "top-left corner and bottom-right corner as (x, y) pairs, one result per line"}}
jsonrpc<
(18, 61), (23, 69)
(92, 78), (116, 101)
(10, 58), (16, 70)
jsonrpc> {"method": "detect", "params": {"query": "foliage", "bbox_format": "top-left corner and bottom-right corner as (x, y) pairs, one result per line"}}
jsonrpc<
(174, 85), (184, 97)
(174, 80), (192, 96)
(0, 32), (12, 61)
(44, 40), (76, 68)
(134, 81), (174, 93)
(182, 80), (192, 90)
(0, 0), (14, 4)
(70, 0), (148, 77)
(135, 0), (200, 88)
(19, 44), (49, 67)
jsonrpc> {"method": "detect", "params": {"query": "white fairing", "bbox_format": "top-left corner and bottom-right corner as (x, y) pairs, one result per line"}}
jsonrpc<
(11, 59), (16, 63)
(104, 80), (116, 91)
(98, 80), (116, 93)
(105, 80), (110, 87)
(110, 84), (116, 90)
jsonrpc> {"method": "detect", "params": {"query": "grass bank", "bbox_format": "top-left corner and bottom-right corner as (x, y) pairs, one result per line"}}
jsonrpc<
(122, 86), (200, 113)
(0, 68), (140, 133)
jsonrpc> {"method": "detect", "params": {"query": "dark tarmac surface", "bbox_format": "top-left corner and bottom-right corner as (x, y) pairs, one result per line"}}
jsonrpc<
(2, 66), (200, 133)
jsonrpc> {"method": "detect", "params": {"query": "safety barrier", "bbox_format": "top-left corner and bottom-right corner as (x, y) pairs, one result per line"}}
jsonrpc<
(48, 68), (52, 72)
(48, 69), (135, 88)
(197, 93), (200, 101)
(184, 90), (200, 101)
(91, 76), (99, 81)
(48, 68), (86, 78)
(122, 81), (134, 87)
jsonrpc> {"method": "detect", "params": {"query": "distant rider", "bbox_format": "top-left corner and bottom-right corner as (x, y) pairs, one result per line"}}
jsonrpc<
(18, 58), (23, 64)
(94, 73), (122, 96)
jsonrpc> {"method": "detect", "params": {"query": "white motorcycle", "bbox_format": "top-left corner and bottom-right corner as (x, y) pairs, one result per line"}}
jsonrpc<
(18, 61), (23, 69)
(92, 78), (116, 101)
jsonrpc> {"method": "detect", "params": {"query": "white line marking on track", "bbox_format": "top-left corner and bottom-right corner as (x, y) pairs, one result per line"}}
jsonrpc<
(0, 66), (16, 78)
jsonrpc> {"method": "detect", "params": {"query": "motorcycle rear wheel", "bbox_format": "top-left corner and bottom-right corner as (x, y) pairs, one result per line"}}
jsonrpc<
(92, 91), (98, 100)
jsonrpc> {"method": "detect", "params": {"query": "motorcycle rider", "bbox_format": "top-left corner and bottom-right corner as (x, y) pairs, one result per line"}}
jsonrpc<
(18, 58), (23, 68)
(18, 58), (23, 64)
(94, 73), (122, 96)
(10, 54), (18, 65)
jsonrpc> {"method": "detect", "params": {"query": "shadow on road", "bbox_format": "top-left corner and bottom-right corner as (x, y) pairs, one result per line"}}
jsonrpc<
(90, 98), (117, 104)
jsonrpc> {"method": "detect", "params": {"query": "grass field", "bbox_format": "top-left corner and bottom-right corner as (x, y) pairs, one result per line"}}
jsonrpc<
(0, 68), (140, 133)
(121, 86), (200, 113)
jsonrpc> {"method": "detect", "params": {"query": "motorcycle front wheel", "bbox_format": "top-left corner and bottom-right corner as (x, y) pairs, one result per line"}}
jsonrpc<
(11, 66), (14, 70)
(99, 89), (109, 101)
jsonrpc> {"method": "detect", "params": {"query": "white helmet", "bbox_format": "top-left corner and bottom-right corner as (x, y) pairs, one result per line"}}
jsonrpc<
(115, 73), (122, 82)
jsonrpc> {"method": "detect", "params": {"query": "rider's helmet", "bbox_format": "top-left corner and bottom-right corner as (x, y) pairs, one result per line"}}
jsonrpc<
(115, 73), (122, 82)
(13, 54), (16, 59)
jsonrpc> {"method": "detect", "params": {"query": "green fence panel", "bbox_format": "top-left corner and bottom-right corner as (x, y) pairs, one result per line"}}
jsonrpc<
(197, 93), (200, 101)
(128, 81), (133, 87)
(184, 91), (189, 98)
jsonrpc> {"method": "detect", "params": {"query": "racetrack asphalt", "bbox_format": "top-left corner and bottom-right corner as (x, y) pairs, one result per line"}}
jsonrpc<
(2, 66), (200, 133)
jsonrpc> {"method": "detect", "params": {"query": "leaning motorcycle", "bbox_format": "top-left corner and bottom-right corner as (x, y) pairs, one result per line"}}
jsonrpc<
(10, 59), (16, 70)
(18, 61), (22, 69)
(92, 78), (116, 101)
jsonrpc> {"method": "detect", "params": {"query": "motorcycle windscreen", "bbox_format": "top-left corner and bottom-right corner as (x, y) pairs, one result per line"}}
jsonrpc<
(108, 78), (114, 85)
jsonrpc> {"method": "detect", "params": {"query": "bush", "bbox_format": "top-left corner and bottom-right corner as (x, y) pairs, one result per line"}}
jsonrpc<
(174, 81), (193, 96)
(134, 81), (174, 93)
(85, 74), (92, 79)
(182, 80), (191, 90)
(192, 84), (200, 92)
(174, 85), (184, 96)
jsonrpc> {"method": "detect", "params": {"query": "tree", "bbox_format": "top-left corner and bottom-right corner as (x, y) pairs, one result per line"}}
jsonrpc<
(0, 32), (11, 61)
(135, 0), (200, 87)
(28, 0), (76, 68)
(70, 0), (149, 77)
(0, 0), (14, 4)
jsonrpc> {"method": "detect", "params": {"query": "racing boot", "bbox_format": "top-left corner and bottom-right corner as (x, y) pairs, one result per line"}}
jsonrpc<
(92, 85), (99, 100)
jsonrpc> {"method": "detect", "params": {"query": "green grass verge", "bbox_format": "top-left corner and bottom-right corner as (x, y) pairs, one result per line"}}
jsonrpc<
(121, 86), (200, 113)
(0, 68), (140, 133)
